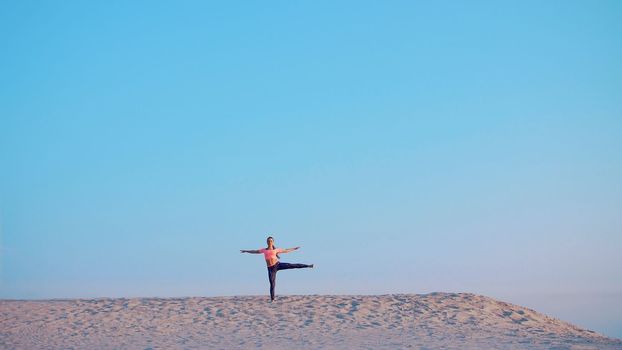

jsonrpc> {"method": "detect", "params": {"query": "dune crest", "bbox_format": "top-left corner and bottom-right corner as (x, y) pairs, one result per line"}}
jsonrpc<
(1, 292), (620, 349)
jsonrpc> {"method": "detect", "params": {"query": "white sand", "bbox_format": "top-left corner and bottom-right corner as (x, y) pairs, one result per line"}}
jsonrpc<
(1, 293), (621, 349)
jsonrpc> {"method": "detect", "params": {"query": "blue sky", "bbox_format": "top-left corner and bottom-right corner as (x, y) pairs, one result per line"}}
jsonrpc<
(1, 0), (621, 337)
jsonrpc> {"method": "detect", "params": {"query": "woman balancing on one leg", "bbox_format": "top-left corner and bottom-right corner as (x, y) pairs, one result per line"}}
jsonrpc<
(241, 236), (313, 301)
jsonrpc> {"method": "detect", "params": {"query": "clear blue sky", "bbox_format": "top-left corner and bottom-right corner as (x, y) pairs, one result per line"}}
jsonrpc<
(1, 0), (621, 336)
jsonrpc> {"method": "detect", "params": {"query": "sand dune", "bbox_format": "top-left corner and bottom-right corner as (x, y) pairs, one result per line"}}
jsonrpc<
(1, 293), (620, 349)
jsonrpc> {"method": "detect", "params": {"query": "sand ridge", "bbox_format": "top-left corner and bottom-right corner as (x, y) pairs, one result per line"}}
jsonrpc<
(1, 293), (621, 349)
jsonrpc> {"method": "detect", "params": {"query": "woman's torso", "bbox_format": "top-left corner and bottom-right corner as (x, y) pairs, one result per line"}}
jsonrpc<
(259, 248), (282, 267)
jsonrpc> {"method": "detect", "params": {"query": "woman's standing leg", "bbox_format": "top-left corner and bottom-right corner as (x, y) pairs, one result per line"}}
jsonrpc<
(268, 265), (277, 301)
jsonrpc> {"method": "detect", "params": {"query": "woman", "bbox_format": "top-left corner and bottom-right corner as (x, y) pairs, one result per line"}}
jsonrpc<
(241, 236), (314, 301)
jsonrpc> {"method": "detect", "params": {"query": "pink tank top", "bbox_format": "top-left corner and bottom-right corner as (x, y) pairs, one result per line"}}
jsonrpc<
(259, 248), (283, 261)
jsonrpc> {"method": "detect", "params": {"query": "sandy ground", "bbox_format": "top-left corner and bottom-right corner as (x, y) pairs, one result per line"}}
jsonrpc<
(1, 292), (621, 349)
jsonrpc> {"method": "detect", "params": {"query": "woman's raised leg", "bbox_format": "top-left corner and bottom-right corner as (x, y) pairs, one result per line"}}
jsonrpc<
(276, 262), (313, 271)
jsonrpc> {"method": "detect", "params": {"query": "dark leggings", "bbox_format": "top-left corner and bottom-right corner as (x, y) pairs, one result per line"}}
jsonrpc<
(267, 262), (312, 301)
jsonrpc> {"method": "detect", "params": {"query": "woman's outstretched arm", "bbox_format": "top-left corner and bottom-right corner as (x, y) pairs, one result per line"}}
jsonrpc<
(240, 249), (261, 254)
(280, 246), (301, 253)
